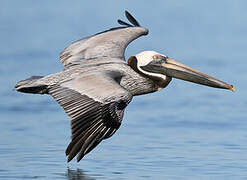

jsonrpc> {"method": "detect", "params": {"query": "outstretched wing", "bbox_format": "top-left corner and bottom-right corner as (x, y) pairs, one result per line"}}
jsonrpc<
(48, 71), (132, 162)
(60, 11), (148, 67)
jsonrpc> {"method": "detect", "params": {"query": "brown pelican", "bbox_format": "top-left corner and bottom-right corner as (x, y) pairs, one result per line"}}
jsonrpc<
(15, 11), (235, 162)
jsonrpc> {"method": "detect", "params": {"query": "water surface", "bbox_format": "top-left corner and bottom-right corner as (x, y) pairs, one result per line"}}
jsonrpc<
(0, 1), (246, 179)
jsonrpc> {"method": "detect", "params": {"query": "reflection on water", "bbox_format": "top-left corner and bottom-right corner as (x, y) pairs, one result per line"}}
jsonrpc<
(1, 0), (247, 180)
(65, 168), (95, 180)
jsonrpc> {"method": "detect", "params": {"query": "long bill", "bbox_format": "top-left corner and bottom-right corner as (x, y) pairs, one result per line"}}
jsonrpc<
(161, 58), (236, 91)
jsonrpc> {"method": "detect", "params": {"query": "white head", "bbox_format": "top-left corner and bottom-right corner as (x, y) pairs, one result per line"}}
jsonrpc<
(134, 51), (169, 80)
(135, 51), (166, 66)
(127, 50), (235, 91)
(128, 51), (171, 89)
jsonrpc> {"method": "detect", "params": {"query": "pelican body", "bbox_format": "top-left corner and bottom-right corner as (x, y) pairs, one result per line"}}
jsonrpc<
(15, 11), (235, 162)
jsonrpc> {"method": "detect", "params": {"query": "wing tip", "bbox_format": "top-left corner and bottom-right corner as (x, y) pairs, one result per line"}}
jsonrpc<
(117, 10), (142, 28)
(125, 10), (141, 27)
(67, 156), (73, 163)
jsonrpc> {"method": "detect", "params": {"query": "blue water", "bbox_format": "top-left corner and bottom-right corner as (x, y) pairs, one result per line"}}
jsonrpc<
(1, 1), (246, 179)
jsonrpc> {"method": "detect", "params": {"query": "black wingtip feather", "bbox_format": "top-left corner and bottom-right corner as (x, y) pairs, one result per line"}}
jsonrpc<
(76, 124), (104, 162)
(77, 153), (85, 162)
(125, 10), (140, 27)
(117, 11), (141, 27)
(117, 19), (132, 27)
(67, 155), (73, 163)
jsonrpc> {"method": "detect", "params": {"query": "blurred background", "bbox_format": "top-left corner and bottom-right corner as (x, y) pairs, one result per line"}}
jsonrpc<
(0, 0), (246, 179)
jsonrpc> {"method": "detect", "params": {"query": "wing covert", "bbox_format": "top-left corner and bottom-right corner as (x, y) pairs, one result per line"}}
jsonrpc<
(60, 11), (148, 67)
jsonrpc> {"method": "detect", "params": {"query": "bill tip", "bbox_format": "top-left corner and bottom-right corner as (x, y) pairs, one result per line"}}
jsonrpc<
(230, 85), (236, 92)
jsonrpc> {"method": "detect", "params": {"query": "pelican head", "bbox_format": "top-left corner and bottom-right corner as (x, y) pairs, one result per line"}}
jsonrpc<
(128, 51), (235, 91)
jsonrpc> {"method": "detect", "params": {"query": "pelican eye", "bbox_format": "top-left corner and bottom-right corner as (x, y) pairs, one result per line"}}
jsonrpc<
(152, 55), (167, 64)
(160, 56), (167, 63)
